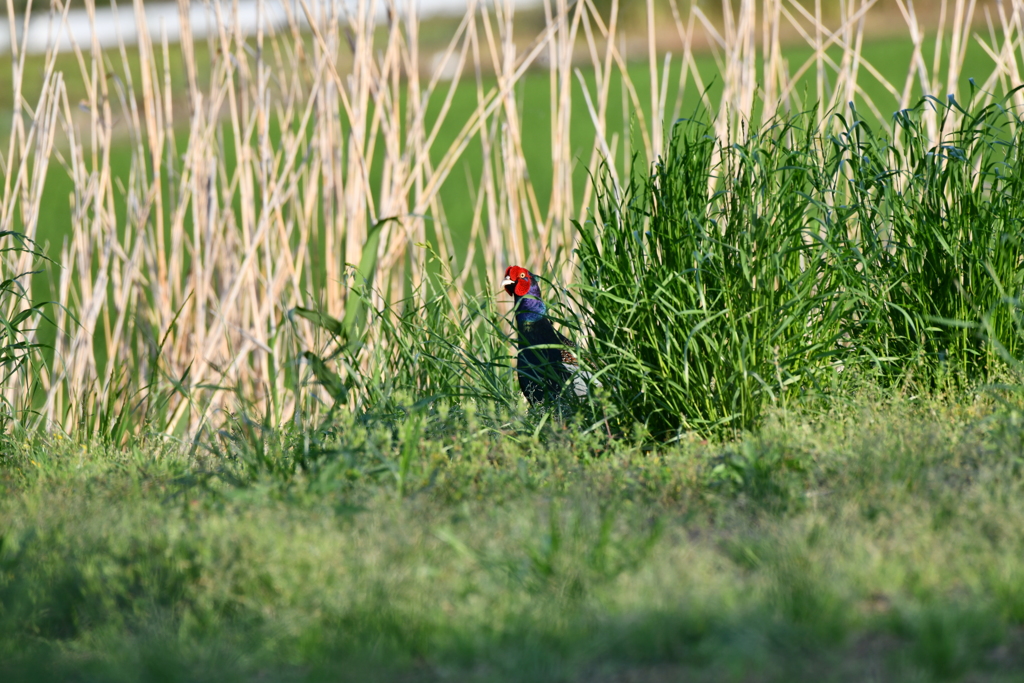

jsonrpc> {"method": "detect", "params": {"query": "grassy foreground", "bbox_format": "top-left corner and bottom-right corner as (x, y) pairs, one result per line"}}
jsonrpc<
(2, 385), (1024, 682)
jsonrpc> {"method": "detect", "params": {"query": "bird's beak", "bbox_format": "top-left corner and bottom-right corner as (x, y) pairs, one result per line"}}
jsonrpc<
(501, 276), (514, 288)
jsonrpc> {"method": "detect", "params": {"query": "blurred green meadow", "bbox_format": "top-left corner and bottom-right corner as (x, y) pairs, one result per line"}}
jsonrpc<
(13, 31), (1001, 282)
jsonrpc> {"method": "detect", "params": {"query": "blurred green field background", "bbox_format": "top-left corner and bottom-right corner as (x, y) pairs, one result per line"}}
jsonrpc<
(8, 31), (1001, 285)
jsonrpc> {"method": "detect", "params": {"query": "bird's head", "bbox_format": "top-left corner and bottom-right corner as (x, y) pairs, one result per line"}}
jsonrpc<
(502, 265), (535, 298)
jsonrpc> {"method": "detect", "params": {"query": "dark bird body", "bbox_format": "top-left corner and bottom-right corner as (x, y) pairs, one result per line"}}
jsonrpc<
(502, 266), (589, 405)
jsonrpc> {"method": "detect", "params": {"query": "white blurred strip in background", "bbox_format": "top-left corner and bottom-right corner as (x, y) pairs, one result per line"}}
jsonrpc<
(0, 0), (542, 55)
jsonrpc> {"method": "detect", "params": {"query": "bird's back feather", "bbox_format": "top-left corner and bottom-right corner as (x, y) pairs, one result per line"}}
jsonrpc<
(515, 316), (595, 404)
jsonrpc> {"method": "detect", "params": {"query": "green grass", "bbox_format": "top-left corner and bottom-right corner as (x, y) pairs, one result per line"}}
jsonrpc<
(3, 387), (1024, 682)
(576, 97), (1024, 438)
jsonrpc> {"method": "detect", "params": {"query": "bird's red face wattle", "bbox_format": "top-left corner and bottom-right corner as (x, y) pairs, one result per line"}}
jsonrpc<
(502, 266), (532, 297)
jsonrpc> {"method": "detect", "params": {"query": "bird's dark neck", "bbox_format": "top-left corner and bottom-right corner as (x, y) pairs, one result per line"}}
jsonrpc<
(513, 287), (547, 325)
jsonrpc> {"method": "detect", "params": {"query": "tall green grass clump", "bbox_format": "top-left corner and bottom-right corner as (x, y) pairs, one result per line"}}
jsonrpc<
(229, 252), (523, 490)
(0, 231), (48, 435)
(293, 260), (520, 419)
(577, 96), (1024, 438)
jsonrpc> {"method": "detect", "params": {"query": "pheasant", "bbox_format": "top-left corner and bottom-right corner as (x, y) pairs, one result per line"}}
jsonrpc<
(502, 265), (590, 405)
